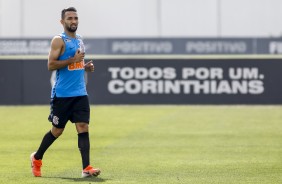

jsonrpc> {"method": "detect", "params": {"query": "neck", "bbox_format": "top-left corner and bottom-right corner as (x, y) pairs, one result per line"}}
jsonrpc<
(64, 31), (76, 38)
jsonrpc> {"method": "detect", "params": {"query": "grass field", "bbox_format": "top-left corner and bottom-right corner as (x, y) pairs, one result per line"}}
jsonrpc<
(0, 105), (281, 184)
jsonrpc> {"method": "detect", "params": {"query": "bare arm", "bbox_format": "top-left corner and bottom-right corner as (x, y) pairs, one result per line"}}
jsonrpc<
(47, 36), (85, 71)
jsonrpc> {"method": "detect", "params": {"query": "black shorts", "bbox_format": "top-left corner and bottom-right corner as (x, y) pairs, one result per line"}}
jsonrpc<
(48, 95), (90, 128)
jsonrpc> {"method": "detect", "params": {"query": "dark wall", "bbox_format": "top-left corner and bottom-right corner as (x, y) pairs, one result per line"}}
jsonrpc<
(0, 58), (282, 105)
(0, 60), (51, 104)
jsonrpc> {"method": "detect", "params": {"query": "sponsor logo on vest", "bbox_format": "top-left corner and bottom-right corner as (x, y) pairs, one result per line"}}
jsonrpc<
(68, 61), (84, 71)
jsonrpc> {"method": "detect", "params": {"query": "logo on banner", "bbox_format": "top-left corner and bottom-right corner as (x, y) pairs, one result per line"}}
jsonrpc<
(186, 41), (247, 54)
(269, 41), (282, 54)
(107, 67), (264, 95)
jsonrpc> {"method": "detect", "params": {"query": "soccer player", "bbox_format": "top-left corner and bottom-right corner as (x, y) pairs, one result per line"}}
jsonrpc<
(30, 7), (101, 178)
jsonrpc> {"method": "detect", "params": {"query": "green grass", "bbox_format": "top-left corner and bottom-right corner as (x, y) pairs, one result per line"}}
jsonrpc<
(0, 105), (282, 184)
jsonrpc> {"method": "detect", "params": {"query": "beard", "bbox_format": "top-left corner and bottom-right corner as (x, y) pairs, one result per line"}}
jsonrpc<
(66, 24), (77, 32)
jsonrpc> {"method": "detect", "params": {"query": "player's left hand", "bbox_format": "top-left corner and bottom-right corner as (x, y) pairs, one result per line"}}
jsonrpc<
(84, 60), (94, 72)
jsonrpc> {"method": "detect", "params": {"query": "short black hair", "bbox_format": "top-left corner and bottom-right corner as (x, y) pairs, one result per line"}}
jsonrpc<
(61, 7), (77, 19)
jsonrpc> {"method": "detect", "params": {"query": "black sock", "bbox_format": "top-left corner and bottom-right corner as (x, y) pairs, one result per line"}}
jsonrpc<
(34, 130), (57, 160)
(78, 132), (90, 169)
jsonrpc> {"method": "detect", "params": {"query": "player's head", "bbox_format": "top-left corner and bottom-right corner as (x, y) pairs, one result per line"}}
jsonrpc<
(61, 7), (78, 33)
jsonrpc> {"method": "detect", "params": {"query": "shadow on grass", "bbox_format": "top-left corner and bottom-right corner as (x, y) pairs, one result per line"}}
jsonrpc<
(43, 176), (109, 182)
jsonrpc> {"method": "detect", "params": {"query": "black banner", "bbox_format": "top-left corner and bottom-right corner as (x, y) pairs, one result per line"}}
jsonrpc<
(89, 58), (282, 104)
(0, 58), (281, 105)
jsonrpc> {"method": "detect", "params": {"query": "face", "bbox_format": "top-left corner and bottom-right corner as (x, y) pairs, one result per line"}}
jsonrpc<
(61, 11), (78, 32)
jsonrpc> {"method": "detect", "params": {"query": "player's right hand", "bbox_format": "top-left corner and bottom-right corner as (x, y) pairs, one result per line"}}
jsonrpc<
(73, 49), (85, 62)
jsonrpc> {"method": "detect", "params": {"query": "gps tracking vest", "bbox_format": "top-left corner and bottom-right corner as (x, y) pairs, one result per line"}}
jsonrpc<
(51, 32), (87, 98)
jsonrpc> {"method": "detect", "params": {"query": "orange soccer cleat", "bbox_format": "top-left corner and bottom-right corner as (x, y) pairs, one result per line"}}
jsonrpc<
(30, 152), (42, 177)
(82, 165), (101, 178)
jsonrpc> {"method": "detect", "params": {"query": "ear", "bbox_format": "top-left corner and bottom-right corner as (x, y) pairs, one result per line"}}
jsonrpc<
(60, 19), (64, 25)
